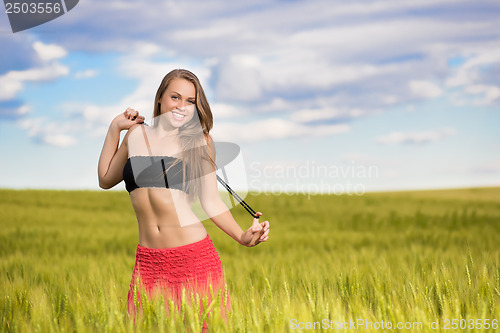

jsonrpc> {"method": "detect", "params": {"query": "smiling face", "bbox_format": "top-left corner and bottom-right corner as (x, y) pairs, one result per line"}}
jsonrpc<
(159, 78), (196, 128)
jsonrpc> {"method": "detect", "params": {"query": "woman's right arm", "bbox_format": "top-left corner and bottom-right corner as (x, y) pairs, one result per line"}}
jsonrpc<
(98, 108), (144, 189)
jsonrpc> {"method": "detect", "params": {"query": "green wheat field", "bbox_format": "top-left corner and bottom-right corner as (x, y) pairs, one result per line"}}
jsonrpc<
(1, 187), (499, 332)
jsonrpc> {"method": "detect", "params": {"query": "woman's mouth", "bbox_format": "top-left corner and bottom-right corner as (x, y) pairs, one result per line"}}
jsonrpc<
(171, 110), (186, 120)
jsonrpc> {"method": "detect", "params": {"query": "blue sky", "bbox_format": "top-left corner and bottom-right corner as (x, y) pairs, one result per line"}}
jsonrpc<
(1, 0), (499, 193)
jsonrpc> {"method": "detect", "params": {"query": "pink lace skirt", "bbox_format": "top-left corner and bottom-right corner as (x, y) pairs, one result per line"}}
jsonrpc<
(127, 234), (230, 318)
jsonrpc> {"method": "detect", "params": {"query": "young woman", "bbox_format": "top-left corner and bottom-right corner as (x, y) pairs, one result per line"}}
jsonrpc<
(97, 69), (270, 325)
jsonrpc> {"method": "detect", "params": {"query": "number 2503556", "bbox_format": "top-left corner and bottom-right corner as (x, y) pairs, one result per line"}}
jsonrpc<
(5, 2), (62, 14)
(442, 318), (498, 330)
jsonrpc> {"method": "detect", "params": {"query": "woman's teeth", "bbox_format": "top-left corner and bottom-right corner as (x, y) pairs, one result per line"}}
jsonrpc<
(172, 111), (186, 120)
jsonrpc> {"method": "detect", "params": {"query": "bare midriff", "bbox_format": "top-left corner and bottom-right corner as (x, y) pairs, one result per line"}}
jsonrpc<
(129, 187), (207, 249)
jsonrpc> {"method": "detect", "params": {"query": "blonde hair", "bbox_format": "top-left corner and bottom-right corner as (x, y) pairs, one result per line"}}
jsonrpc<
(152, 69), (215, 200)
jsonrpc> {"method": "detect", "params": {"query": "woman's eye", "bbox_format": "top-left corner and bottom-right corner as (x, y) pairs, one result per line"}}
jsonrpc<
(188, 100), (195, 104)
(172, 96), (179, 100)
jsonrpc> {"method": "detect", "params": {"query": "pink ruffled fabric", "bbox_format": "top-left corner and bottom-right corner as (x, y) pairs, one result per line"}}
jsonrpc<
(127, 234), (230, 320)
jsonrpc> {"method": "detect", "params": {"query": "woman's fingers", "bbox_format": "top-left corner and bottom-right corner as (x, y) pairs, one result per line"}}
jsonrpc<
(259, 226), (269, 241)
(124, 107), (133, 117)
(250, 220), (262, 233)
(259, 220), (269, 242)
(124, 108), (137, 117)
(112, 108), (145, 131)
(258, 221), (269, 234)
(124, 108), (144, 122)
(261, 220), (270, 231)
(250, 212), (264, 233)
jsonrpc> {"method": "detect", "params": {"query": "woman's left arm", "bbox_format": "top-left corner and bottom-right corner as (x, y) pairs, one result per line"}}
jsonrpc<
(199, 135), (270, 247)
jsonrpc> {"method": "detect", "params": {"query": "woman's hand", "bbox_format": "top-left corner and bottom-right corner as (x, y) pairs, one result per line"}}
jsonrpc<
(241, 212), (270, 247)
(111, 107), (145, 131)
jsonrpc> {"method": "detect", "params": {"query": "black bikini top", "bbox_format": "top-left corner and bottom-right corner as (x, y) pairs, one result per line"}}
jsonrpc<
(123, 125), (189, 194)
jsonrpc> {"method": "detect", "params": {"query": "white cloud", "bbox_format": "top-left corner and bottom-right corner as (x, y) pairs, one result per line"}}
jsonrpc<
(0, 63), (69, 100)
(290, 107), (365, 123)
(446, 49), (500, 87)
(258, 98), (291, 113)
(461, 49), (500, 71)
(210, 103), (246, 119)
(43, 134), (77, 147)
(33, 41), (67, 61)
(75, 69), (98, 79)
(17, 105), (31, 115)
(464, 84), (500, 105)
(339, 152), (379, 164)
(382, 95), (399, 105)
(377, 127), (456, 145)
(445, 47), (500, 106)
(17, 117), (77, 147)
(0, 104), (32, 119)
(216, 55), (263, 101)
(0, 40), (69, 101)
(409, 80), (443, 99)
(212, 118), (349, 142)
(175, 23), (243, 41)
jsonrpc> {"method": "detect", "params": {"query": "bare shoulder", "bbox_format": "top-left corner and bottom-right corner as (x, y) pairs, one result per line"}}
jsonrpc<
(123, 123), (145, 145)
